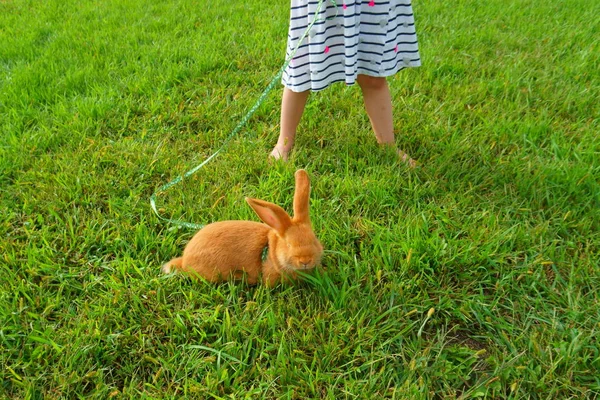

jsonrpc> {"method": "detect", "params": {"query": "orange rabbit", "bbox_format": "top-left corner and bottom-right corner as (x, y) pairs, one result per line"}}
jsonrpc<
(162, 169), (323, 286)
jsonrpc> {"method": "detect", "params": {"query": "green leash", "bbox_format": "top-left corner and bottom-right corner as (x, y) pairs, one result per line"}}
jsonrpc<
(151, 0), (338, 230)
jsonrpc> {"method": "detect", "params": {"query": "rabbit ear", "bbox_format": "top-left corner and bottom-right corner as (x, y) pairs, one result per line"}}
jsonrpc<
(293, 169), (311, 223)
(246, 197), (292, 235)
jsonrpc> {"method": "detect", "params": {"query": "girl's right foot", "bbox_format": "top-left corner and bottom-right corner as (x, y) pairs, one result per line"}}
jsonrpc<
(269, 145), (291, 161)
(269, 134), (294, 161)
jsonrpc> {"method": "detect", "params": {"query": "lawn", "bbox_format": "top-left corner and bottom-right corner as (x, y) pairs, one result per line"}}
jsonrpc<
(1, 0), (599, 398)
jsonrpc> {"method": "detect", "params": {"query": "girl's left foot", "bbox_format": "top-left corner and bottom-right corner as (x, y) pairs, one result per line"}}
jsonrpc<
(397, 149), (418, 168)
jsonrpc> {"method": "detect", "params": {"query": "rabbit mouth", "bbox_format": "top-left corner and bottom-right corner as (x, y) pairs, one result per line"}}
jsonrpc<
(293, 262), (317, 271)
(282, 263), (315, 272)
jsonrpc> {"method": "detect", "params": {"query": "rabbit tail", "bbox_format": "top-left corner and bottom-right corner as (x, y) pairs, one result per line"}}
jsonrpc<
(162, 257), (183, 274)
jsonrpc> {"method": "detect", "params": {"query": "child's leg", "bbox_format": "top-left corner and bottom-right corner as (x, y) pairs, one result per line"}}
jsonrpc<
(270, 87), (310, 161)
(356, 75), (417, 167)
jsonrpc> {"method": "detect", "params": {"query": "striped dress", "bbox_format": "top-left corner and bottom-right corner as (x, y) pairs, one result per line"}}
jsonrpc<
(282, 0), (421, 92)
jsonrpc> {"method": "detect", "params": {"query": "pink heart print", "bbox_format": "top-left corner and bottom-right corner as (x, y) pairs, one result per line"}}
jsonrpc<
(369, 0), (375, 6)
(324, 46), (330, 54)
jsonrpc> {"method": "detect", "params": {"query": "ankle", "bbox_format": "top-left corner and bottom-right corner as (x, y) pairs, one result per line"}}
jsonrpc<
(276, 135), (294, 151)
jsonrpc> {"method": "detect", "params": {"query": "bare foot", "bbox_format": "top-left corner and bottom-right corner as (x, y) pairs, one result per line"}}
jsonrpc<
(397, 149), (418, 168)
(269, 144), (291, 161)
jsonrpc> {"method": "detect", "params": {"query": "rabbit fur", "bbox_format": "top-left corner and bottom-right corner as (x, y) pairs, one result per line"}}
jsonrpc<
(162, 169), (323, 286)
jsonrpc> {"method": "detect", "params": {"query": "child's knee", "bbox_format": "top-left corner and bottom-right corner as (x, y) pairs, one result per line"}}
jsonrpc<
(357, 75), (387, 91)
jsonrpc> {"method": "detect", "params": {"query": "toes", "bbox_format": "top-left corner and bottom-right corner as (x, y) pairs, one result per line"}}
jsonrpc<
(397, 150), (418, 168)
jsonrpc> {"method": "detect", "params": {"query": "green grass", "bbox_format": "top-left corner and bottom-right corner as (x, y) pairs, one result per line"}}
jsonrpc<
(1, 0), (599, 398)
